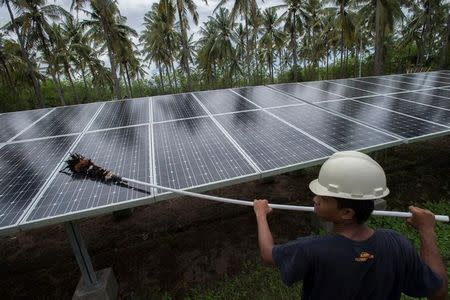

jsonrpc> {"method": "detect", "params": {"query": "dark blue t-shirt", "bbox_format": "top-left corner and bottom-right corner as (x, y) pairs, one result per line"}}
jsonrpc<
(272, 229), (443, 300)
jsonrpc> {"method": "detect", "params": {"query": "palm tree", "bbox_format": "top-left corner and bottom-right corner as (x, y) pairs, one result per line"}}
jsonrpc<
(82, 0), (127, 99)
(1, 0), (44, 107)
(358, 0), (404, 75)
(161, 0), (207, 91)
(11, 0), (70, 106)
(260, 7), (285, 82)
(274, 0), (309, 81)
(215, 0), (259, 83)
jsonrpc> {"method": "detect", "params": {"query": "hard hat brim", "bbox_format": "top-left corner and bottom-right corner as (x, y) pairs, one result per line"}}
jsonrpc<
(309, 179), (389, 200)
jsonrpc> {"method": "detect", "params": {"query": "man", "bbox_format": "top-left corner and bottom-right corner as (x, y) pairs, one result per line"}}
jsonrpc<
(254, 151), (448, 299)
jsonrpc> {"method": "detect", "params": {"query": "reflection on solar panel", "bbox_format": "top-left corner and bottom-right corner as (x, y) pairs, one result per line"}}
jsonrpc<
(392, 92), (450, 110)
(0, 109), (52, 142)
(214, 111), (334, 171)
(25, 125), (150, 222)
(356, 96), (450, 125)
(89, 98), (149, 130)
(152, 94), (206, 122)
(332, 79), (404, 94)
(300, 81), (375, 98)
(0, 136), (76, 228)
(268, 105), (399, 150)
(317, 99), (448, 138)
(154, 117), (257, 190)
(270, 83), (344, 102)
(15, 103), (102, 140)
(233, 86), (300, 107)
(194, 90), (258, 114)
(356, 77), (424, 90)
(0, 70), (449, 233)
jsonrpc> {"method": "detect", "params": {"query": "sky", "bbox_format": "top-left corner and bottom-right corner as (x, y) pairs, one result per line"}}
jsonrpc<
(0, 0), (284, 76)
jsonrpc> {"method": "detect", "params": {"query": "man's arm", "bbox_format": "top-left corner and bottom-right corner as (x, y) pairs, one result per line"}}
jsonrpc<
(254, 199), (274, 264)
(407, 206), (448, 300)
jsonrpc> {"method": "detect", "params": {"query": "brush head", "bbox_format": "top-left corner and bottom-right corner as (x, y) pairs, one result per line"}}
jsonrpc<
(64, 153), (123, 183)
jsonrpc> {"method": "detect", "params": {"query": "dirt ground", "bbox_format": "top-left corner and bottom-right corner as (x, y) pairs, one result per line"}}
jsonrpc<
(0, 136), (449, 299)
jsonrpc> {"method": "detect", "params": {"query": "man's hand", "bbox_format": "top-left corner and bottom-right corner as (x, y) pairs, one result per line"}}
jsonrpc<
(407, 206), (436, 234)
(254, 199), (273, 218)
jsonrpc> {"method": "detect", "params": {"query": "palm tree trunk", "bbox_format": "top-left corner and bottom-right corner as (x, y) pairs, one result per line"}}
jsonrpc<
(106, 44), (121, 99)
(64, 63), (80, 104)
(292, 11), (298, 82)
(440, 14), (450, 68)
(171, 61), (178, 89)
(80, 66), (89, 102)
(124, 63), (133, 98)
(165, 65), (173, 89)
(52, 70), (66, 106)
(340, 4), (344, 77)
(374, 0), (384, 75)
(5, 0), (44, 107)
(157, 62), (164, 91)
(177, 5), (192, 91)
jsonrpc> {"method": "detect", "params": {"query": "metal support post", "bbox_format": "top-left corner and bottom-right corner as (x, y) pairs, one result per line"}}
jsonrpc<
(65, 221), (98, 287)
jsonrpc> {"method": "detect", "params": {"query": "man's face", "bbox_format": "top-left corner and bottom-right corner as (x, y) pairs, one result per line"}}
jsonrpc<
(313, 195), (352, 223)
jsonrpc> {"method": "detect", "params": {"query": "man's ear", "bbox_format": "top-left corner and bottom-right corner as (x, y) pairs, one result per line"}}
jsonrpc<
(341, 208), (355, 221)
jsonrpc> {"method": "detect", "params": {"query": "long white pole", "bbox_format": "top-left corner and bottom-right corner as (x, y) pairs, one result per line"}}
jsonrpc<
(123, 177), (449, 223)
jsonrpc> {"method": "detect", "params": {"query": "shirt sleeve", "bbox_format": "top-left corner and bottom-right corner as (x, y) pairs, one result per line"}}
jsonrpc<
(272, 237), (314, 286)
(399, 235), (444, 297)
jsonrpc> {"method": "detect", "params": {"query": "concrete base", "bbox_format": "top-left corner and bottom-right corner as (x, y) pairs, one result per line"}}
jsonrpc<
(317, 199), (387, 233)
(72, 268), (118, 300)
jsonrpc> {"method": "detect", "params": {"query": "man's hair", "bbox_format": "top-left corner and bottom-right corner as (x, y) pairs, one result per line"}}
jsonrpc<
(335, 198), (375, 224)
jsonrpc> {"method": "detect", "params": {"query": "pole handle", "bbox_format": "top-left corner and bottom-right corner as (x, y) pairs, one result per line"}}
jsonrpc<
(122, 177), (449, 223)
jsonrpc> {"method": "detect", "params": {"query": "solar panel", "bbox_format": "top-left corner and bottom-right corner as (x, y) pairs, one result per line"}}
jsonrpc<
(233, 86), (301, 107)
(332, 79), (404, 94)
(355, 77), (425, 90)
(270, 83), (344, 102)
(153, 117), (257, 191)
(24, 125), (150, 223)
(194, 90), (258, 114)
(15, 103), (102, 140)
(300, 81), (376, 98)
(317, 99), (449, 139)
(0, 71), (448, 234)
(0, 108), (52, 142)
(0, 136), (77, 230)
(268, 105), (399, 151)
(384, 92), (450, 110)
(152, 93), (207, 122)
(214, 110), (334, 172)
(89, 98), (149, 130)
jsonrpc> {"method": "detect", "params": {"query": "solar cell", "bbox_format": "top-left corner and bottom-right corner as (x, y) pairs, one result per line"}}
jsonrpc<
(317, 99), (449, 139)
(300, 81), (375, 98)
(153, 117), (257, 191)
(0, 108), (52, 142)
(270, 83), (344, 102)
(0, 136), (77, 229)
(356, 77), (424, 90)
(194, 90), (258, 114)
(356, 96), (450, 126)
(419, 88), (450, 98)
(89, 98), (149, 130)
(152, 93), (207, 122)
(24, 125), (150, 222)
(233, 86), (300, 107)
(424, 75), (450, 84)
(214, 111), (334, 172)
(268, 105), (399, 151)
(332, 79), (404, 94)
(389, 92), (450, 110)
(15, 103), (102, 140)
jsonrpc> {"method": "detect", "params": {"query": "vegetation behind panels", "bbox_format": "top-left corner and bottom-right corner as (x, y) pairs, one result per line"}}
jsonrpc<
(1, 0), (450, 112)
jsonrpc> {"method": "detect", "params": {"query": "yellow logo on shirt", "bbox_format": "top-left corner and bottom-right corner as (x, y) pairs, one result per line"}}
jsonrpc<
(355, 251), (374, 262)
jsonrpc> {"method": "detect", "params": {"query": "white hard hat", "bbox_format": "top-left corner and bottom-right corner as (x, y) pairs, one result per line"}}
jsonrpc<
(309, 151), (389, 200)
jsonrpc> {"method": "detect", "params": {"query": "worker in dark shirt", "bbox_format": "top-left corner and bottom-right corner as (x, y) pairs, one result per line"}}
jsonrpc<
(254, 151), (448, 300)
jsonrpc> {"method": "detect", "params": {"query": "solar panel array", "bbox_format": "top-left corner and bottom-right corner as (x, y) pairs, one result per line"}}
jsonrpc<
(1, 70), (449, 234)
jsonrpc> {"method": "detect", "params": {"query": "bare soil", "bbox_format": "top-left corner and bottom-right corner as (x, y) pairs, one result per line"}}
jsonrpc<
(1, 136), (449, 299)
